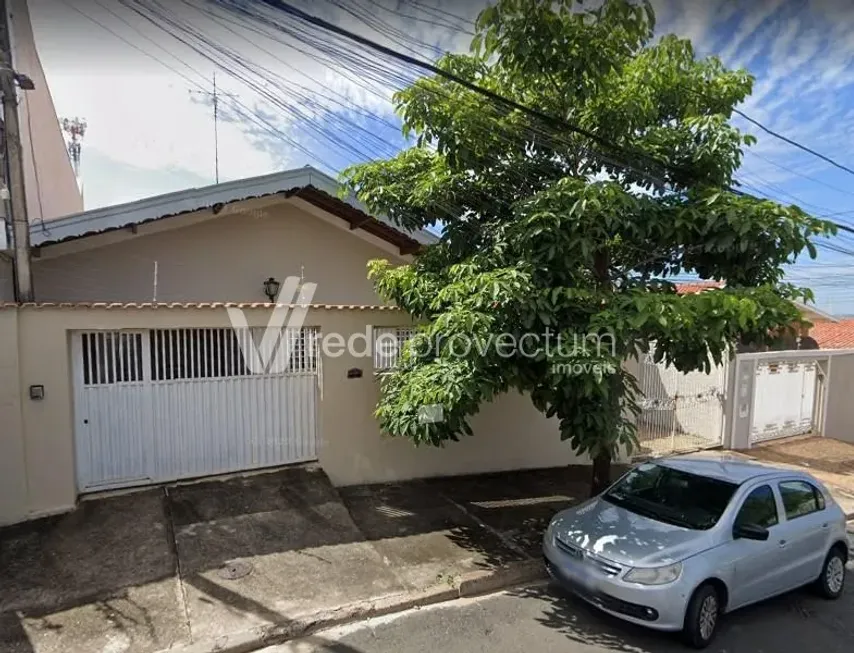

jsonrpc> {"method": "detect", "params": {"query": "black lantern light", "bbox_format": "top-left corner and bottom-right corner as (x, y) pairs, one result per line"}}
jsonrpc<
(263, 277), (281, 303)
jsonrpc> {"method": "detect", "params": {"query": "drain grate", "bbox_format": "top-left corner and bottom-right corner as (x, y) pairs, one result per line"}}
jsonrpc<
(218, 560), (253, 580)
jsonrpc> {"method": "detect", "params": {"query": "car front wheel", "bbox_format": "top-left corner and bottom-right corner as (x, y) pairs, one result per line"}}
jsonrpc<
(682, 583), (720, 649)
(815, 547), (846, 599)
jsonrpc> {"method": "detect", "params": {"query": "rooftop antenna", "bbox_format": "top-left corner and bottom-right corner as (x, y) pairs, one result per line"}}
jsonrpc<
(189, 72), (238, 184)
(61, 116), (87, 179)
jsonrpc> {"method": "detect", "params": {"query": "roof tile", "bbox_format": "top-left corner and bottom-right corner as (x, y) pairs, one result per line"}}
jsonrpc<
(674, 281), (724, 295)
(0, 302), (401, 311)
(808, 319), (854, 349)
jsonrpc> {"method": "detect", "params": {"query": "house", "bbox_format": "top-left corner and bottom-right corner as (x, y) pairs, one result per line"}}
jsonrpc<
(0, 166), (587, 526)
(674, 280), (837, 349)
(808, 319), (854, 349)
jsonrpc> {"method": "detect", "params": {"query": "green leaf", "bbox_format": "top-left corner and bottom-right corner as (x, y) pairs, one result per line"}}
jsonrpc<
(338, 0), (831, 483)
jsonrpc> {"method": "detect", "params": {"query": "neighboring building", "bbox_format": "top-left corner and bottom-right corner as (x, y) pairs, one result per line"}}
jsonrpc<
(808, 319), (854, 349)
(674, 280), (837, 350)
(9, 0), (83, 222)
(1, 0), (84, 297)
(674, 280), (724, 294)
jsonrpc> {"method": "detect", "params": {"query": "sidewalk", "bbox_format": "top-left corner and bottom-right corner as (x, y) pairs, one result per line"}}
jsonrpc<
(732, 436), (854, 518)
(0, 464), (592, 653)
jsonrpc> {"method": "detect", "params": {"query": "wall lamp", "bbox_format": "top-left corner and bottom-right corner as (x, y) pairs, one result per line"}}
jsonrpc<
(263, 277), (281, 303)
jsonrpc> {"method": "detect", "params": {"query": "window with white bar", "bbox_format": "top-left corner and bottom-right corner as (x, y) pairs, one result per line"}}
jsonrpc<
(373, 327), (415, 371)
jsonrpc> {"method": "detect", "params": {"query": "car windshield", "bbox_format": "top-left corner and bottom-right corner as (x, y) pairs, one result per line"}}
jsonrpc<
(603, 463), (737, 530)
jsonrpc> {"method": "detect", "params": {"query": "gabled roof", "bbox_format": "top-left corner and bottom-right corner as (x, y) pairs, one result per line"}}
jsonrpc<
(674, 281), (724, 295)
(808, 319), (854, 349)
(28, 166), (437, 255)
(673, 281), (838, 324)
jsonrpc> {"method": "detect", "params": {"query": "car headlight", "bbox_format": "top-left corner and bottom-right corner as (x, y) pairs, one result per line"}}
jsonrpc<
(544, 520), (555, 540)
(623, 562), (682, 585)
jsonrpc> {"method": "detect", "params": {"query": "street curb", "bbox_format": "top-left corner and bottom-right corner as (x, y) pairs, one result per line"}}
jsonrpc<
(156, 559), (547, 653)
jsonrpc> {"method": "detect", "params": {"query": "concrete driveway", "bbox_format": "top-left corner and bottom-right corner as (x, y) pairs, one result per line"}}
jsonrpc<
(0, 466), (407, 652)
(265, 532), (854, 653)
(0, 464), (584, 653)
(737, 436), (854, 516)
(6, 461), (846, 653)
(0, 488), (185, 653)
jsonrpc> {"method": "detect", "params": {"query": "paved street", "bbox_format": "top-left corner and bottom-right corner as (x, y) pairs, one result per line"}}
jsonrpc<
(263, 531), (854, 653)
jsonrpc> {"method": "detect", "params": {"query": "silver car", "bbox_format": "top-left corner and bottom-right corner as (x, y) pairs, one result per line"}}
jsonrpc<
(543, 454), (849, 648)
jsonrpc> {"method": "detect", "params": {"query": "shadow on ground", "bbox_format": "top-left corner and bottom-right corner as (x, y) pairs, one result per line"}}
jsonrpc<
(0, 463), (593, 653)
(338, 466), (597, 579)
(507, 567), (854, 653)
(0, 489), (186, 653)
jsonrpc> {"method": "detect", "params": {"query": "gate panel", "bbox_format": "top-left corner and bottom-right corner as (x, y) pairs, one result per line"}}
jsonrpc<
(73, 327), (319, 492)
(73, 332), (152, 491)
(636, 346), (727, 457)
(750, 361), (817, 444)
(147, 327), (319, 482)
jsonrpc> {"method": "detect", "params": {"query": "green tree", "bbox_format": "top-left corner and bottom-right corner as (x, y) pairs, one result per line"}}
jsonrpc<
(344, 0), (834, 494)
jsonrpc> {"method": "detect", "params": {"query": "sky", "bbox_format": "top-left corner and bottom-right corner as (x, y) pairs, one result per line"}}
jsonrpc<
(26, 0), (854, 313)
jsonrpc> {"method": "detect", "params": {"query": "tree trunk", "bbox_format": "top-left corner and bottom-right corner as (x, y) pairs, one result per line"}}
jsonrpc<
(590, 248), (614, 497)
(590, 450), (612, 497)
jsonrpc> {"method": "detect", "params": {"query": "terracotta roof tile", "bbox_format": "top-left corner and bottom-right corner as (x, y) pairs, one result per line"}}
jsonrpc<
(808, 319), (854, 349)
(0, 302), (401, 311)
(674, 281), (724, 295)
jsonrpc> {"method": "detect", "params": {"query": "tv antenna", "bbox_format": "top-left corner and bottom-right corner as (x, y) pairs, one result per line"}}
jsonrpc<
(189, 72), (238, 184)
(61, 116), (87, 178)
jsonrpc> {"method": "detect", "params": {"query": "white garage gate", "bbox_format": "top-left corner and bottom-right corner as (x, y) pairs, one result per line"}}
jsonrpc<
(749, 360), (817, 444)
(72, 327), (320, 492)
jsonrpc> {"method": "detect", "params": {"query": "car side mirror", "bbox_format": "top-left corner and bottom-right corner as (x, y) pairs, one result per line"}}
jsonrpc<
(733, 523), (769, 541)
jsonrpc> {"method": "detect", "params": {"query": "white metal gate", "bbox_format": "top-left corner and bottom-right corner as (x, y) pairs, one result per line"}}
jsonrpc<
(72, 327), (319, 492)
(750, 360), (817, 444)
(636, 347), (727, 456)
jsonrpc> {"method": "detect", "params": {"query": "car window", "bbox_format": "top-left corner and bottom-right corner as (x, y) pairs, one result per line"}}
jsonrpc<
(735, 485), (778, 529)
(603, 464), (737, 530)
(778, 481), (824, 519)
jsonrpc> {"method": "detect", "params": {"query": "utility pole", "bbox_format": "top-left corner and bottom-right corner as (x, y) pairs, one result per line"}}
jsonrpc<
(189, 72), (237, 184)
(0, 0), (34, 302)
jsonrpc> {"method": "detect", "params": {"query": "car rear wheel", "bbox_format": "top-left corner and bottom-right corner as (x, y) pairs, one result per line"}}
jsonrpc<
(815, 547), (846, 599)
(682, 583), (720, 649)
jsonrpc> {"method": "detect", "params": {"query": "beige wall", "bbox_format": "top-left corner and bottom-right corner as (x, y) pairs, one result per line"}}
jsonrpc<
(10, 0), (84, 222)
(34, 200), (404, 304)
(0, 255), (13, 301)
(0, 309), (27, 522)
(823, 352), (854, 444)
(0, 305), (583, 525)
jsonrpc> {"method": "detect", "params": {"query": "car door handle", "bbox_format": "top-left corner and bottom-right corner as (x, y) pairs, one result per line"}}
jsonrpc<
(822, 523), (829, 529)
(778, 539), (787, 547)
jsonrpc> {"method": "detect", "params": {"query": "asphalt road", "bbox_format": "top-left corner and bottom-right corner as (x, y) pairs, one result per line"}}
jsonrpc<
(264, 530), (854, 653)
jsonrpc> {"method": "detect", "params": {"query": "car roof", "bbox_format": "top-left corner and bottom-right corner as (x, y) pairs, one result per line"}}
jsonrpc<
(652, 453), (794, 485)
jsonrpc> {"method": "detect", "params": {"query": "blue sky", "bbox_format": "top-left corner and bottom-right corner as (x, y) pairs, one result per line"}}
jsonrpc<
(30, 0), (854, 313)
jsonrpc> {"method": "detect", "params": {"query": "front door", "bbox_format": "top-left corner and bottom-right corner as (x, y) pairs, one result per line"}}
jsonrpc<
(727, 484), (789, 609)
(773, 479), (832, 588)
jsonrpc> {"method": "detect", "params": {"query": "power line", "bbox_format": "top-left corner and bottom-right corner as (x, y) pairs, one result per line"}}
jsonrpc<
(253, 0), (680, 186)
(733, 109), (854, 178)
(71, 0), (854, 270)
(400, 2), (854, 186)
(744, 149), (854, 199)
(251, 0), (854, 239)
(62, 0), (342, 174)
